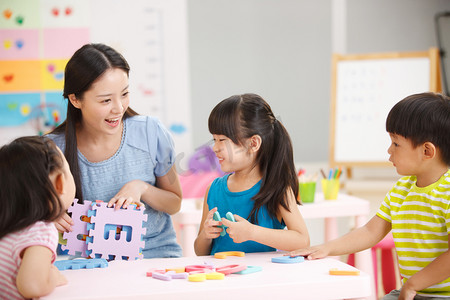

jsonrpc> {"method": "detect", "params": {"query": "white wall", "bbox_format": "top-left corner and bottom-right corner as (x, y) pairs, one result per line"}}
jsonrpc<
(187, 0), (450, 165)
(187, 0), (332, 164)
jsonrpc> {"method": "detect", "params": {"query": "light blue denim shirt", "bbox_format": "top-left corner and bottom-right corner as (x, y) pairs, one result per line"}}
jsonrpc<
(48, 115), (182, 258)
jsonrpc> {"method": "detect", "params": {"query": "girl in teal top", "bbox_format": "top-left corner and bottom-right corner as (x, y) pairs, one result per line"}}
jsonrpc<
(194, 94), (310, 255)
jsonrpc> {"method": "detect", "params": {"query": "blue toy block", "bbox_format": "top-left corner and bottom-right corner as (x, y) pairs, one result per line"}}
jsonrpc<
(54, 258), (108, 271)
(271, 255), (305, 264)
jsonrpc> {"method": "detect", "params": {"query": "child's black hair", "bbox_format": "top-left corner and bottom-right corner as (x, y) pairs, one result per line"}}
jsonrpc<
(0, 136), (65, 239)
(386, 92), (450, 165)
(208, 94), (299, 223)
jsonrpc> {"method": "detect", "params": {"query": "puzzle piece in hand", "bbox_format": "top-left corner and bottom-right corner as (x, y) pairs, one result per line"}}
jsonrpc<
(86, 202), (148, 260)
(61, 199), (92, 257)
(213, 211), (235, 236)
(54, 258), (108, 271)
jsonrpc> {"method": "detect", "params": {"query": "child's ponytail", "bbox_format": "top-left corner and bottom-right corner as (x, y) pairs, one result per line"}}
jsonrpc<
(250, 117), (299, 223)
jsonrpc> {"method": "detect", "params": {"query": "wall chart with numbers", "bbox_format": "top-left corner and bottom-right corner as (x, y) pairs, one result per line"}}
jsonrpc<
(0, 0), (191, 157)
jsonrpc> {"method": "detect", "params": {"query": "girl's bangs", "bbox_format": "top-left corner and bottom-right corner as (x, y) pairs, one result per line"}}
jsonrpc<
(208, 97), (240, 144)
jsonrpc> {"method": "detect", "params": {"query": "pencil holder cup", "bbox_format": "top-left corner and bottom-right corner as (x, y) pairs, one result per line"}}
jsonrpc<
(321, 179), (340, 200)
(298, 182), (316, 203)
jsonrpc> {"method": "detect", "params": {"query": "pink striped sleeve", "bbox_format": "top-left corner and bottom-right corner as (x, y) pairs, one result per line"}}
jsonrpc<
(12, 221), (58, 264)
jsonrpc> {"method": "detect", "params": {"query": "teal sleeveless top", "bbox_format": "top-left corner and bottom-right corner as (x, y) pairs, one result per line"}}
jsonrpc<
(207, 174), (285, 255)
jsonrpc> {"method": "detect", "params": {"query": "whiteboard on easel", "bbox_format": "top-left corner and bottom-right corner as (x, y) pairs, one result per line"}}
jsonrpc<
(329, 48), (440, 167)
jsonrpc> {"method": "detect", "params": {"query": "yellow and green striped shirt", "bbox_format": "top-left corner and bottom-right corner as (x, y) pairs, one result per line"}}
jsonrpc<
(377, 170), (450, 297)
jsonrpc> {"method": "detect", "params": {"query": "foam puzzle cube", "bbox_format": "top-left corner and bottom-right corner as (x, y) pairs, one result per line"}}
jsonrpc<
(62, 199), (148, 260)
(61, 199), (92, 257)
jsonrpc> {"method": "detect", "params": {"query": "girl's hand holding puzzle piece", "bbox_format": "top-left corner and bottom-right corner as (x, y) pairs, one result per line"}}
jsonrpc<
(202, 207), (224, 239)
(222, 215), (254, 243)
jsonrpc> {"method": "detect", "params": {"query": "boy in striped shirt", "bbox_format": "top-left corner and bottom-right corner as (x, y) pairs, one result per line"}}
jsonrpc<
(289, 92), (450, 300)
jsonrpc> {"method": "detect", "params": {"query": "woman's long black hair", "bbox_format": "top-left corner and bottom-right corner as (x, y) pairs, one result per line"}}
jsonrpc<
(208, 94), (299, 223)
(51, 43), (138, 201)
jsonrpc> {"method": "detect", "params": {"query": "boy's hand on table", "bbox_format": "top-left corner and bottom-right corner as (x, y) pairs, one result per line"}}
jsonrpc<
(287, 245), (329, 260)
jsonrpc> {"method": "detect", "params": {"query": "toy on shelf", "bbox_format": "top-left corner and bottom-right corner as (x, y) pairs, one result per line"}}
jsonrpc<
(62, 199), (148, 260)
(54, 258), (108, 271)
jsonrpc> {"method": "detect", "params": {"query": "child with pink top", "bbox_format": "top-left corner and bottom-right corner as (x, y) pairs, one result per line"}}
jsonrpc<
(0, 136), (76, 299)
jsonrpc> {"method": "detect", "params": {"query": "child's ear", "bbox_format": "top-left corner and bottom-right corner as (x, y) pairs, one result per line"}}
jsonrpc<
(68, 94), (81, 109)
(53, 172), (65, 194)
(249, 135), (262, 152)
(423, 142), (436, 160)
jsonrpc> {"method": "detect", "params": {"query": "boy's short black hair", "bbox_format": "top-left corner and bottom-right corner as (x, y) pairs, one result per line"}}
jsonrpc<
(386, 92), (450, 165)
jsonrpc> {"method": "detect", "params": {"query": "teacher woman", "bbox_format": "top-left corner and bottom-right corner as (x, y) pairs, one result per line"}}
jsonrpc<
(48, 43), (182, 258)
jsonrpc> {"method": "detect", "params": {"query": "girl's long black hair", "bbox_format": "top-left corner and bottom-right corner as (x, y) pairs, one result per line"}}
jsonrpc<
(51, 43), (138, 201)
(208, 94), (299, 223)
(0, 136), (65, 239)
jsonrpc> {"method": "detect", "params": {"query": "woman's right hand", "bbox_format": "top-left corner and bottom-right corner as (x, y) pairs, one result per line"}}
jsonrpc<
(202, 207), (223, 240)
(54, 213), (73, 233)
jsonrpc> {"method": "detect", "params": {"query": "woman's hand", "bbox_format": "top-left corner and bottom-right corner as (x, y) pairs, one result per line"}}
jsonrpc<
(108, 180), (145, 210)
(54, 213), (73, 233)
(222, 214), (255, 243)
(201, 207), (223, 240)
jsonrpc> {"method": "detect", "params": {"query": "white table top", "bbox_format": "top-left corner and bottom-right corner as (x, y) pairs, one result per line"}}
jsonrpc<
(44, 252), (371, 300)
